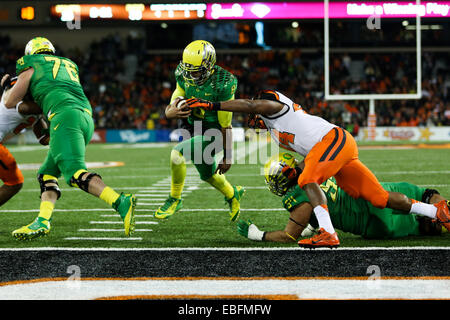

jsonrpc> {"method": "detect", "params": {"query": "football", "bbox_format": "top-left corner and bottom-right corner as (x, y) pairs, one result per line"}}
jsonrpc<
(176, 96), (185, 109)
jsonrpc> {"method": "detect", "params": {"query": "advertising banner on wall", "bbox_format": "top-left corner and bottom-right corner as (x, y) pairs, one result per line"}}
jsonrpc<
(50, 2), (450, 22)
(357, 126), (450, 142)
(105, 129), (172, 143)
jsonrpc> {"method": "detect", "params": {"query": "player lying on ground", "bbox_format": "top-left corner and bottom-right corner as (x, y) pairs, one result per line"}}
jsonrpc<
(1, 37), (137, 240)
(238, 153), (445, 244)
(157, 40), (244, 222)
(0, 76), (49, 207)
(181, 90), (450, 248)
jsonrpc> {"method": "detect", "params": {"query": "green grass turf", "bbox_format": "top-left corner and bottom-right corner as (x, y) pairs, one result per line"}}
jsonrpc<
(0, 141), (448, 248)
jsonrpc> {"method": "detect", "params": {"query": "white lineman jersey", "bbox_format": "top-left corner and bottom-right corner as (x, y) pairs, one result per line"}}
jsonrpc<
(260, 91), (336, 157)
(0, 93), (35, 143)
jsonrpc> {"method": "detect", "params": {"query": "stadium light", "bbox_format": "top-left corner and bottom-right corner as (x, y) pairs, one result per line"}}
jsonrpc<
(20, 6), (35, 21)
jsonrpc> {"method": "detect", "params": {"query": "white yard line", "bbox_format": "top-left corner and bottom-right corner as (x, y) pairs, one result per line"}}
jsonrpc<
(78, 229), (152, 232)
(101, 214), (155, 218)
(0, 208), (288, 213)
(89, 221), (158, 225)
(63, 237), (143, 241)
(16, 184), (450, 193)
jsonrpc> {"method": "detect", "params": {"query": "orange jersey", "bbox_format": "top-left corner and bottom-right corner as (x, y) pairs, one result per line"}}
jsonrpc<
(259, 90), (389, 209)
(0, 144), (24, 186)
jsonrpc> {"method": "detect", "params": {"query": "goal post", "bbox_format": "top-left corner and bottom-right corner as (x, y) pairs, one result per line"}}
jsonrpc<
(323, 0), (423, 140)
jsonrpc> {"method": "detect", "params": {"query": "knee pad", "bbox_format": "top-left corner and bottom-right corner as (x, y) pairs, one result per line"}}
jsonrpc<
(422, 188), (440, 204)
(70, 169), (102, 192)
(37, 174), (61, 200)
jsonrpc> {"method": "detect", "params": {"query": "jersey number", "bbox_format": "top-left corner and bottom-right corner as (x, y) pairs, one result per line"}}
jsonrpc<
(273, 129), (295, 151)
(44, 57), (79, 82)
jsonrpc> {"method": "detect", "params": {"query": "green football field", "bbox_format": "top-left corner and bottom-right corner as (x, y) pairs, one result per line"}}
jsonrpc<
(1, 141), (449, 248)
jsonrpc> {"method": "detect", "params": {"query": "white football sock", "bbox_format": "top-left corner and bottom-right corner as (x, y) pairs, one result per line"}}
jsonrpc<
(409, 201), (437, 219)
(313, 205), (335, 234)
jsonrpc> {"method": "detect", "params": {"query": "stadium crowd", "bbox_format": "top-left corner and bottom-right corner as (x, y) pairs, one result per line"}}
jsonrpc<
(1, 33), (449, 132)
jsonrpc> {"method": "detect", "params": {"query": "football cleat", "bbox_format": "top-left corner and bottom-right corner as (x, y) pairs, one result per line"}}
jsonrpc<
(434, 200), (450, 232)
(113, 193), (137, 236)
(154, 195), (183, 219)
(226, 185), (245, 222)
(12, 217), (50, 240)
(298, 228), (340, 249)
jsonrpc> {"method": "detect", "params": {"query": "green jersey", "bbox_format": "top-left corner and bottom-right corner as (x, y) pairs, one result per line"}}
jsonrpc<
(282, 178), (424, 238)
(16, 54), (92, 118)
(175, 64), (237, 129)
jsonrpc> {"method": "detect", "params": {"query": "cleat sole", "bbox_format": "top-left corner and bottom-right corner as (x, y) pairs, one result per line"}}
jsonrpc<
(12, 229), (49, 241)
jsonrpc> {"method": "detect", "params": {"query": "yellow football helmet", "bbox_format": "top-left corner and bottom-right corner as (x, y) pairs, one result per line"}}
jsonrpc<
(264, 152), (299, 196)
(25, 37), (55, 56)
(180, 40), (216, 86)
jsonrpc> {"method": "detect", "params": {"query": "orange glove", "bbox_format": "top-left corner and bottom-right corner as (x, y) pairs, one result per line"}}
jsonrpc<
(183, 98), (221, 111)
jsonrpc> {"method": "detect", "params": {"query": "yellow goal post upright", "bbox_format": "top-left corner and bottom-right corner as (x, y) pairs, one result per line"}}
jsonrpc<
(323, 0), (422, 141)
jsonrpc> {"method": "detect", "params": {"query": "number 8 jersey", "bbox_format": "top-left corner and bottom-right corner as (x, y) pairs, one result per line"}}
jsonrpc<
(16, 54), (92, 118)
(259, 91), (336, 157)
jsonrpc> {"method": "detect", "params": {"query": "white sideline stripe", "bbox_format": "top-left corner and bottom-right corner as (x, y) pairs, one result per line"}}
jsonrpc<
(78, 229), (152, 232)
(1, 279), (448, 300)
(64, 237), (143, 241)
(89, 221), (158, 225)
(0, 246), (448, 251)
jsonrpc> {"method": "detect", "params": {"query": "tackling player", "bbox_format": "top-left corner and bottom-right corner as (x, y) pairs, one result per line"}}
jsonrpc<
(0, 77), (48, 207)
(181, 90), (450, 248)
(238, 153), (446, 244)
(1, 37), (137, 240)
(156, 40), (244, 221)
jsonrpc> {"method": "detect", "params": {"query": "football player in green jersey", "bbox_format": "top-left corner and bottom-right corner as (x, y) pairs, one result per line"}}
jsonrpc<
(156, 40), (244, 221)
(1, 37), (136, 240)
(237, 153), (446, 245)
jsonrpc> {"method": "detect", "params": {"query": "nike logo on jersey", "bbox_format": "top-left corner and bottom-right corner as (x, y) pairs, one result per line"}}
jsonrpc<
(53, 124), (60, 131)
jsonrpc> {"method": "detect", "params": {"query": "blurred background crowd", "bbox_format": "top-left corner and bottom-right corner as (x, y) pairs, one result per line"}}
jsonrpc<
(1, 32), (449, 133)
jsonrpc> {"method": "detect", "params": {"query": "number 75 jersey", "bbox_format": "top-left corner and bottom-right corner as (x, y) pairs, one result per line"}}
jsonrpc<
(259, 91), (336, 157)
(16, 54), (92, 117)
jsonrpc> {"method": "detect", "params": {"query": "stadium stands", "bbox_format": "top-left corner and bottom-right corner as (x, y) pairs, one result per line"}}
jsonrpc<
(1, 33), (448, 131)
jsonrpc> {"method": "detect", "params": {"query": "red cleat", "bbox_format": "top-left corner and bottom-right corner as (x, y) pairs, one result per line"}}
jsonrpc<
(298, 228), (340, 249)
(434, 200), (450, 232)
